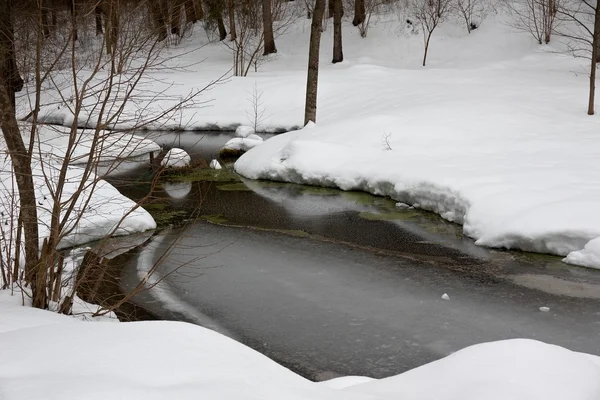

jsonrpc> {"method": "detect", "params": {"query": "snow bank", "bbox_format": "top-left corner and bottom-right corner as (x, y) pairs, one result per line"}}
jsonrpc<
(210, 159), (222, 169)
(351, 339), (600, 400)
(1, 297), (599, 400)
(224, 136), (264, 152)
(161, 148), (191, 168)
(564, 237), (600, 269)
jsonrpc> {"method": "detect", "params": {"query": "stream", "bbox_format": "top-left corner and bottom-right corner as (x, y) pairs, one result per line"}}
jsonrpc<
(106, 131), (600, 381)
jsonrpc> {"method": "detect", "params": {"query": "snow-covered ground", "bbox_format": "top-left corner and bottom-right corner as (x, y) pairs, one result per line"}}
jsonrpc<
(0, 123), (157, 253)
(1, 293), (599, 400)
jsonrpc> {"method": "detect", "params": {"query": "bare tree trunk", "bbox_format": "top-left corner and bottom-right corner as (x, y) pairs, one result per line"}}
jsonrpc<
(217, 14), (227, 40)
(328, 0), (334, 18)
(352, 0), (365, 26)
(41, 3), (51, 39)
(588, 2), (600, 115)
(304, 0), (326, 125)
(263, 0), (277, 54)
(150, 0), (168, 41)
(0, 0), (41, 306)
(68, 0), (78, 41)
(423, 32), (432, 66)
(332, 0), (343, 63)
(95, 5), (103, 35)
(171, 0), (184, 35)
(194, 0), (204, 20)
(228, 0), (237, 41)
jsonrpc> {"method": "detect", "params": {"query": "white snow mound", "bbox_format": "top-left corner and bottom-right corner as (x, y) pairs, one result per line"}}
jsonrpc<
(210, 159), (222, 170)
(563, 237), (600, 270)
(235, 125), (256, 138)
(224, 137), (263, 152)
(161, 148), (191, 168)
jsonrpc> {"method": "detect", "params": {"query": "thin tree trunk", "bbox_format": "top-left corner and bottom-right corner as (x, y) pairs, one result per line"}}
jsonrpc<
(171, 0), (183, 35)
(194, 0), (204, 20)
(217, 14), (227, 41)
(95, 5), (103, 35)
(263, 0), (277, 54)
(423, 32), (432, 66)
(332, 0), (343, 63)
(68, 0), (78, 41)
(41, 3), (51, 39)
(0, 0), (41, 305)
(588, 2), (600, 115)
(352, 0), (365, 26)
(328, 0), (334, 18)
(228, 0), (236, 41)
(304, 0), (327, 125)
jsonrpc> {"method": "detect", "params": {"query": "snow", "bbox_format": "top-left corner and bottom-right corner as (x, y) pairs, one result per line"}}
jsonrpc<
(441, 293), (450, 300)
(224, 136), (264, 152)
(539, 306), (550, 312)
(563, 237), (600, 269)
(235, 125), (256, 138)
(161, 148), (191, 168)
(210, 159), (223, 169)
(0, 124), (157, 254)
(1, 295), (599, 400)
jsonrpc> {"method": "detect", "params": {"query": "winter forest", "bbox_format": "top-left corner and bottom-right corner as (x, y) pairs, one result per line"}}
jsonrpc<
(1, 0), (600, 399)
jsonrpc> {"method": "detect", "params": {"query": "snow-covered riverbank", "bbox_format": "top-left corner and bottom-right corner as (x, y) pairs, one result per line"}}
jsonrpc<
(1, 292), (599, 400)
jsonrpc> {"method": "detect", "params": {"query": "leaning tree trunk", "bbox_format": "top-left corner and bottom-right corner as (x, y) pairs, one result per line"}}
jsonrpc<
(588, 2), (600, 115)
(0, 0), (41, 307)
(304, 0), (326, 125)
(263, 0), (277, 55)
(352, 0), (365, 26)
(332, 0), (343, 63)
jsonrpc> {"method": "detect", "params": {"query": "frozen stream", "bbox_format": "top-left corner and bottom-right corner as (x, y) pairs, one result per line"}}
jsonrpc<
(108, 132), (600, 380)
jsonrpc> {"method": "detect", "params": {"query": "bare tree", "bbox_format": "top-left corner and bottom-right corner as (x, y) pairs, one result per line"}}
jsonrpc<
(555, 0), (600, 114)
(455, 0), (485, 32)
(412, 0), (452, 66)
(332, 0), (343, 62)
(353, 0), (366, 25)
(503, 0), (558, 44)
(263, 0), (277, 54)
(305, 0), (327, 124)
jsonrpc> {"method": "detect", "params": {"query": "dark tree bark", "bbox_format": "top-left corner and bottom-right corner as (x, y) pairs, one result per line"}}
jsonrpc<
(150, 0), (168, 41)
(304, 0), (326, 125)
(332, 0), (343, 63)
(95, 5), (103, 35)
(328, 0), (334, 18)
(0, 0), (42, 307)
(184, 0), (198, 23)
(217, 14), (227, 41)
(67, 0), (78, 41)
(228, 0), (236, 41)
(206, 0), (227, 41)
(588, 1), (600, 115)
(352, 0), (365, 26)
(41, 3), (51, 39)
(171, 0), (183, 36)
(262, 0), (277, 55)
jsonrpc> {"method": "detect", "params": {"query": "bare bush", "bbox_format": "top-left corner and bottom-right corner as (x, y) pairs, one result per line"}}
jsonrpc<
(503, 0), (559, 44)
(411, 0), (453, 66)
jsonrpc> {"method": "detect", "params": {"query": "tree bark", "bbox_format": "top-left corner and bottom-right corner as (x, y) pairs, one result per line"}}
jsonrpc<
(352, 0), (365, 26)
(304, 0), (326, 125)
(217, 14), (227, 41)
(41, 3), (51, 39)
(263, 0), (277, 55)
(588, 2), (600, 115)
(95, 5), (103, 36)
(0, 0), (41, 307)
(423, 32), (431, 66)
(150, 0), (168, 41)
(332, 0), (343, 63)
(171, 0), (184, 36)
(184, 0), (198, 23)
(228, 0), (236, 41)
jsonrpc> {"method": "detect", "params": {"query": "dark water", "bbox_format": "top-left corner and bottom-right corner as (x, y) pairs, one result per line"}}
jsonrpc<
(106, 131), (600, 381)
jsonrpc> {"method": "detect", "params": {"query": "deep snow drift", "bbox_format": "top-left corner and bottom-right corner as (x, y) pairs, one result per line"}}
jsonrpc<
(1, 295), (599, 400)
